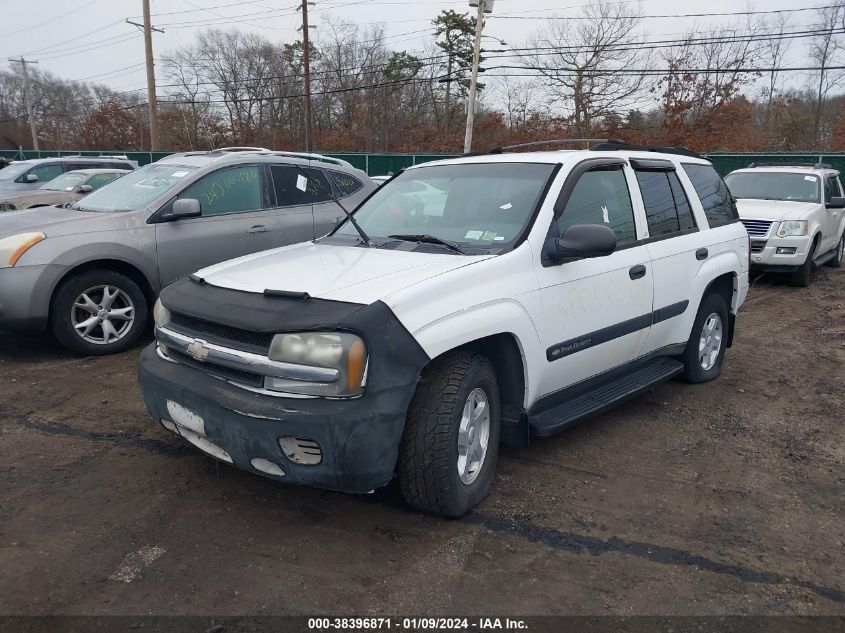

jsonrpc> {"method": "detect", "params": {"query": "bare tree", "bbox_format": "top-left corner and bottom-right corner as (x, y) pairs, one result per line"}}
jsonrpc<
(521, 0), (651, 136)
(759, 13), (793, 119)
(809, 3), (845, 146)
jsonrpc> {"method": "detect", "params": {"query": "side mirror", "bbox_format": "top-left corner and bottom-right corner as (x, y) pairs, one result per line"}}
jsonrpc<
(827, 196), (845, 209)
(25, 174), (39, 183)
(544, 224), (617, 264)
(77, 184), (94, 194)
(170, 198), (202, 219)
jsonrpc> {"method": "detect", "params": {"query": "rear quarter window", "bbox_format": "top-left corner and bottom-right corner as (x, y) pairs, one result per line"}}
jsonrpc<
(329, 171), (364, 197)
(682, 163), (738, 229)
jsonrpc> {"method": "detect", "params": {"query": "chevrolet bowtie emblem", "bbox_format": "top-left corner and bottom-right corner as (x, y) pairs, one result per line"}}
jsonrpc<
(186, 339), (210, 362)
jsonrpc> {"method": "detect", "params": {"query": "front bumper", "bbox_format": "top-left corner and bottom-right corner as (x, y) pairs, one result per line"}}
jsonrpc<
(749, 235), (811, 271)
(0, 264), (64, 331)
(138, 343), (416, 494)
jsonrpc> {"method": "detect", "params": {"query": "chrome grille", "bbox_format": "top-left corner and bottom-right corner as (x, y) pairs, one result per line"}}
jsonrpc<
(163, 346), (264, 388)
(170, 312), (274, 353)
(741, 219), (774, 238)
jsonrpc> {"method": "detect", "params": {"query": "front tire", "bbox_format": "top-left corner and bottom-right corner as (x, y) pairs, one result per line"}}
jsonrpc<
(398, 351), (501, 518)
(788, 239), (817, 287)
(51, 270), (148, 356)
(827, 232), (844, 268)
(682, 292), (729, 384)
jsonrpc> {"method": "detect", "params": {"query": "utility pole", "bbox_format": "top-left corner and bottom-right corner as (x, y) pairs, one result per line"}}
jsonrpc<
(298, 1), (315, 153)
(8, 57), (39, 151)
(464, 0), (492, 154)
(140, 0), (160, 150)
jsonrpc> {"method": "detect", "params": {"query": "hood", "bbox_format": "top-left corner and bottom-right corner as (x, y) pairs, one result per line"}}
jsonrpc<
(1, 189), (65, 206)
(736, 198), (820, 221)
(0, 205), (146, 238)
(197, 242), (495, 304)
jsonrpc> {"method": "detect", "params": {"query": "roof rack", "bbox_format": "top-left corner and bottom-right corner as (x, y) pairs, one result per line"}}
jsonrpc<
(747, 162), (833, 170)
(269, 151), (353, 168)
(590, 140), (702, 159)
(214, 146), (271, 153)
(489, 139), (616, 154)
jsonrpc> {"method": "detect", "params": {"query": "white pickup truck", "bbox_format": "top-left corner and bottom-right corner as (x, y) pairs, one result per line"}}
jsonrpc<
(139, 142), (750, 517)
(725, 164), (845, 286)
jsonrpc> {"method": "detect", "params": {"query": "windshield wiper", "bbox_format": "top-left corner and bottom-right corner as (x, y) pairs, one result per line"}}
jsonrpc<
(388, 234), (467, 255)
(289, 163), (372, 247)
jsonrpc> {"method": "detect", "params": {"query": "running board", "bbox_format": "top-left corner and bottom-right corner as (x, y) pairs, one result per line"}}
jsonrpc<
(529, 357), (684, 437)
(813, 249), (836, 268)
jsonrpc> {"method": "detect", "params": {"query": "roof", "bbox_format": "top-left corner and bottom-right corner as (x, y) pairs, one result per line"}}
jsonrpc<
(11, 156), (135, 165)
(159, 148), (358, 171)
(729, 166), (839, 176)
(406, 149), (713, 170)
(64, 168), (129, 176)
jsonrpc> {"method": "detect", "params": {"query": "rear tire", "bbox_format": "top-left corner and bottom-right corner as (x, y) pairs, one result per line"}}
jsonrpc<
(398, 351), (501, 518)
(788, 239), (817, 287)
(827, 232), (844, 268)
(682, 292), (729, 384)
(51, 270), (148, 356)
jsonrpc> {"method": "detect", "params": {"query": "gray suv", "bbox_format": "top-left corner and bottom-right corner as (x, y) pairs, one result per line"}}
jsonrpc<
(0, 156), (137, 194)
(0, 149), (375, 355)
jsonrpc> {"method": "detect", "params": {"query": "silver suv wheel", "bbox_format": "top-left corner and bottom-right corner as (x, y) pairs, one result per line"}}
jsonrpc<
(699, 313), (723, 371)
(457, 387), (490, 486)
(71, 285), (136, 345)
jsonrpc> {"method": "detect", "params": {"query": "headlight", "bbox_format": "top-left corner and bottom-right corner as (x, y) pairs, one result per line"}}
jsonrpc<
(266, 332), (367, 397)
(153, 298), (171, 329)
(776, 220), (808, 238)
(0, 202), (17, 211)
(0, 232), (45, 268)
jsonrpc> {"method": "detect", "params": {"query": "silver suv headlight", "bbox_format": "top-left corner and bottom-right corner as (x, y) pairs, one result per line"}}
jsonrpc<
(266, 332), (367, 397)
(0, 232), (45, 268)
(776, 220), (808, 238)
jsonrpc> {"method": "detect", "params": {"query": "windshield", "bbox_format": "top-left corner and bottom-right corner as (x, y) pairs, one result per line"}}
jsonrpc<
(725, 172), (821, 203)
(0, 163), (32, 181)
(333, 163), (556, 251)
(72, 163), (197, 212)
(41, 172), (86, 191)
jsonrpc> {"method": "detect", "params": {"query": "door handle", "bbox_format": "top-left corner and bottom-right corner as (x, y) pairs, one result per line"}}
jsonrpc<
(696, 248), (709, 261)
(248, 225), (270, 233)
(629, 264), (647, 280)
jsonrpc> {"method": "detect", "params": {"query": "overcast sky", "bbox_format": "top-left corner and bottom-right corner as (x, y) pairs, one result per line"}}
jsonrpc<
(0, 0), (830, 96)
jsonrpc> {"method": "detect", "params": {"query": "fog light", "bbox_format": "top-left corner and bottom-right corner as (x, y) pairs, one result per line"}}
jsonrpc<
(280, 436), (322, 465)
(250, 458), (286, 477)
(776, 247), (797, 255)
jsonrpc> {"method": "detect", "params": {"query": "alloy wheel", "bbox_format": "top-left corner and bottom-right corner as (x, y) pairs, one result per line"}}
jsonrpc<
(70, 285), (135, 345)
(698, 313), (723, 371)
(457, 387), (490, 486)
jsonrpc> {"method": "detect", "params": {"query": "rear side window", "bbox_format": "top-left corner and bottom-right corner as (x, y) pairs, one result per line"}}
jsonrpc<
(329, 171), (364, 197)
(270, 166), (333, 206)
(682, 163), (738, 228)
(557, 167), (637, 245)
(87, 173), (120, 190)
(635, 170), (697, 237)
(28, 163), (63, 183)
(179, 165), (264, 216)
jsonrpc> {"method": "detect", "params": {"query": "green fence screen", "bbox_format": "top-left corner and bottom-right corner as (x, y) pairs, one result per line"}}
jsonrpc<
(2, 149), (843, 177)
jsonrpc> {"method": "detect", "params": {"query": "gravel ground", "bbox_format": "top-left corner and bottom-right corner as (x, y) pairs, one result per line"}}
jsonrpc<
(0, 267), (843, 617)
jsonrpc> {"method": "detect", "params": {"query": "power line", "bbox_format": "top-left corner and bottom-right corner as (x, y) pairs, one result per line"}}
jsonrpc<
(0, 0), (99, 38)
(492, 3), (844, 20)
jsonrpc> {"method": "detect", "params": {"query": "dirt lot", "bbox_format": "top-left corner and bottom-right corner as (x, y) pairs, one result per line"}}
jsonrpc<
(0, 268), (843, 617)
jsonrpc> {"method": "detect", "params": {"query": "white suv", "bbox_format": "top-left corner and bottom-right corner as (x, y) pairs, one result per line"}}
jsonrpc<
(725, 164), (845, 286)
(139, 142), (750, 517)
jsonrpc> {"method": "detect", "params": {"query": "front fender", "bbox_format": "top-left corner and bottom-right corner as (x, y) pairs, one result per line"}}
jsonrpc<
(411, 298), (544, 408)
